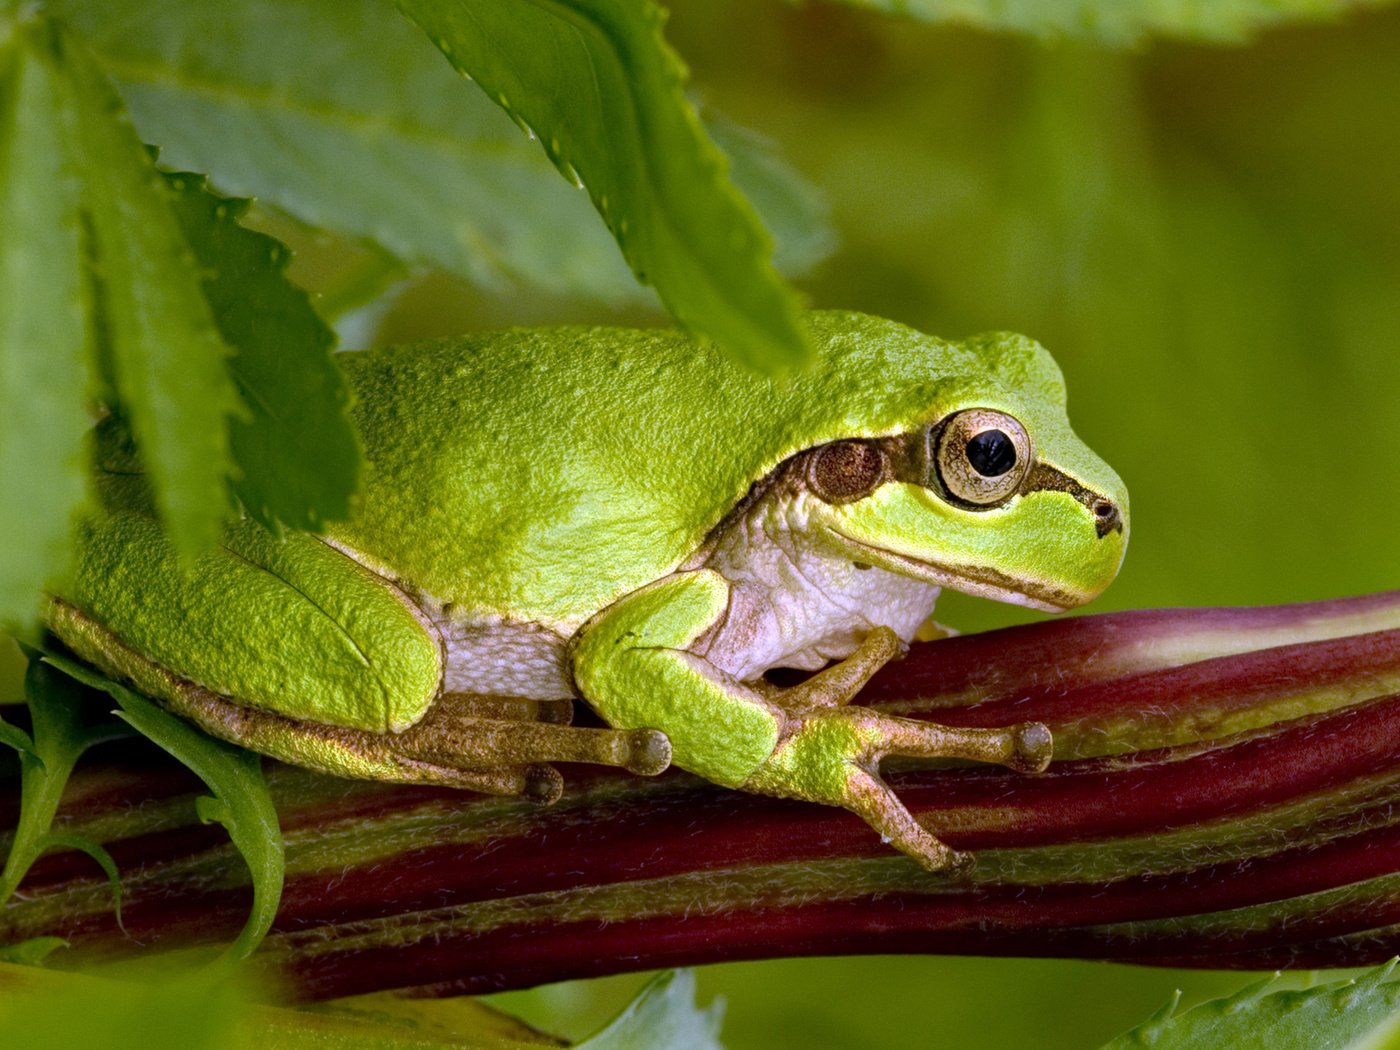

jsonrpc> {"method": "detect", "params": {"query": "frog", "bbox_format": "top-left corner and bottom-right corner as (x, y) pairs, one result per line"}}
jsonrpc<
(46, 310), (1127, 873)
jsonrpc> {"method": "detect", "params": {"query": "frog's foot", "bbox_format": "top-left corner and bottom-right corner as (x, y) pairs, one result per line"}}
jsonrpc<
(745, 705), (1052, 873)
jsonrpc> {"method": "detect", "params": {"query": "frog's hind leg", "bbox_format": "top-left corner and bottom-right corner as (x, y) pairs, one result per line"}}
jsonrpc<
(48, 597), (566, 799)
(158, 688), (671, 804)
(51, 598), (671, 802)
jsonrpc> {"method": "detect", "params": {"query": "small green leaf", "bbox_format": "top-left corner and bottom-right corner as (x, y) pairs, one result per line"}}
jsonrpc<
(1102, 961), (1400, 1050)
(0, 16), (91, 630)
(393, 0), (811, 370)
(577, 970), (726, 1050)
(42, 832), (122, 929)
(830, 0), (1395, 45)
(0, 714), (34, 756)
(162, 172), (359, 532)
(43, 651), (284, 963)
(54, 18), (243, 557)
(0, 937), (68, 966)
(0, 658), (112, 905)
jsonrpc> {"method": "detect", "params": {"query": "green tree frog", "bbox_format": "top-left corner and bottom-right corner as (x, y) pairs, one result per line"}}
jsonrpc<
(47, 311), (1126, 872)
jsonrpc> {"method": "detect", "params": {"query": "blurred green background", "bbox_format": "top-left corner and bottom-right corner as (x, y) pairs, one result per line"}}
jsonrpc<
(5, 1), (1399, 1045)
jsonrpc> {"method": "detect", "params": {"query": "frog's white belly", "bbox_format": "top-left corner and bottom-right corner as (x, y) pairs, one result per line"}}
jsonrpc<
(417, 485), (942, 700)
(432, 614), (575, 698)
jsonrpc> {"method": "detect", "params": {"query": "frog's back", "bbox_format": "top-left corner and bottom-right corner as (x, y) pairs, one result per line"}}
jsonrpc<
(328, 311), (1059, 629)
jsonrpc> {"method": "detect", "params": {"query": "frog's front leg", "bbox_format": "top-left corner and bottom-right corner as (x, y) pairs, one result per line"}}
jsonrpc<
(572, 571), (1052, 872)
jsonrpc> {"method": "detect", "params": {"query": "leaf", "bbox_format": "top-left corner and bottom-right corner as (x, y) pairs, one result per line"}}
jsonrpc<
(0, 15), (92, 630)
(0, 714), (34, 756)
(392, 0), (811, 370)
(577, 970), (726, 1050)
(42, 652), (284, 963)
(162, 172), (359, 532)
(41, 832), (122, 930)
(0, 658), (116, 905)
(52, 18), (244, 557)
(46, 0), (832, 310)
(828, 0), (1397, 45)
(0, 938), (67, 966)
(1102, 961), (1400, 1050)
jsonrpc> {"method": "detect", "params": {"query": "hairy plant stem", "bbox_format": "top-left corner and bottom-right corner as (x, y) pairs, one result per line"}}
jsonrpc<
(3, 592), (1400, 998)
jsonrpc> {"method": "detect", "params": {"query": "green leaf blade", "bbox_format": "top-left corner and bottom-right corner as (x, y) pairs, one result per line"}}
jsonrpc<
(41, 831), (121, 927)
(56, 0), (644, 303)
(0, 658), (106, 905)
(578, 970), (727, 1050)
(0, 18), (91, 629)
(54, 22), (242, 556)
(1103, 962), (1400, 1050)
(162, 173), (359, 532)
(46, 0), (831, 316)
(392, 0), (811, 370)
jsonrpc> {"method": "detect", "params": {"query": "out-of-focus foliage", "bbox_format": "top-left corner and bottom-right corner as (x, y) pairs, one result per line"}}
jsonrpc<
(576, 971), (725, 1050)
(48, 0), (832, 307)
(0, 960), (571, 1049)
(829, 0), (1396, 45)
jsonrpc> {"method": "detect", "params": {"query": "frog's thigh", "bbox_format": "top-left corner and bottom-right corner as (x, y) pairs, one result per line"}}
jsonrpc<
(572, 571), (781, 788)
(53, 512), (442, 735)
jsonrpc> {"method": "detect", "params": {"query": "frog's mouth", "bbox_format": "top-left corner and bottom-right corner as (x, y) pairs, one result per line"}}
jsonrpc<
(824, 528), (1080, 612)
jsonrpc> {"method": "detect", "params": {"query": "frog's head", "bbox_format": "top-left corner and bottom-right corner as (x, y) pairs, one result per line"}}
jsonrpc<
(804, 332), (1128, 611)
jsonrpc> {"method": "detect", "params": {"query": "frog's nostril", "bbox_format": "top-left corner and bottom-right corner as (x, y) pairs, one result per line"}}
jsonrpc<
(1092, 499), (1122, 538)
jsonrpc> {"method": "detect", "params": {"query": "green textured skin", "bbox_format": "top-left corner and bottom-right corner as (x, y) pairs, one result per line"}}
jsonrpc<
(747, 714), (876, 804)
(60, 509), (441, 732)
(329, 312), (1124, 628)
(571, 570), (780, 787)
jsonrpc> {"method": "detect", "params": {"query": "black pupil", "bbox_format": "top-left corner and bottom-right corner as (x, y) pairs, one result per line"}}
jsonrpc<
(965, 430), (1016, 477)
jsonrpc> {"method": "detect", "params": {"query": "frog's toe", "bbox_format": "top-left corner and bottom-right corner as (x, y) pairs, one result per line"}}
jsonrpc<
(624, 728), (672, 776)
(522, 763), (565, 803)
(1006, 721), (1053, 774)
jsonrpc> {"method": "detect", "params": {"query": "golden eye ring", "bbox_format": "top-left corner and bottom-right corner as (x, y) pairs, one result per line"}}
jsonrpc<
(934, 409), (1033, 507)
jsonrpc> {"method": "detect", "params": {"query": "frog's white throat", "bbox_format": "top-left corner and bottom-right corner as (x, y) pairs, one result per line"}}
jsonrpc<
(690, 491), (943, 682)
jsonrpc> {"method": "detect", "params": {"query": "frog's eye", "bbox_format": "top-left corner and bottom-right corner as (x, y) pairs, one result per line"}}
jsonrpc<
(934, 409), (1033, 506)
(809, 440), (888, 504)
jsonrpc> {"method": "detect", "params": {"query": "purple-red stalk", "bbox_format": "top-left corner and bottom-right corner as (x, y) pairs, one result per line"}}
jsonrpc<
(3, 592), (1399, 998)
